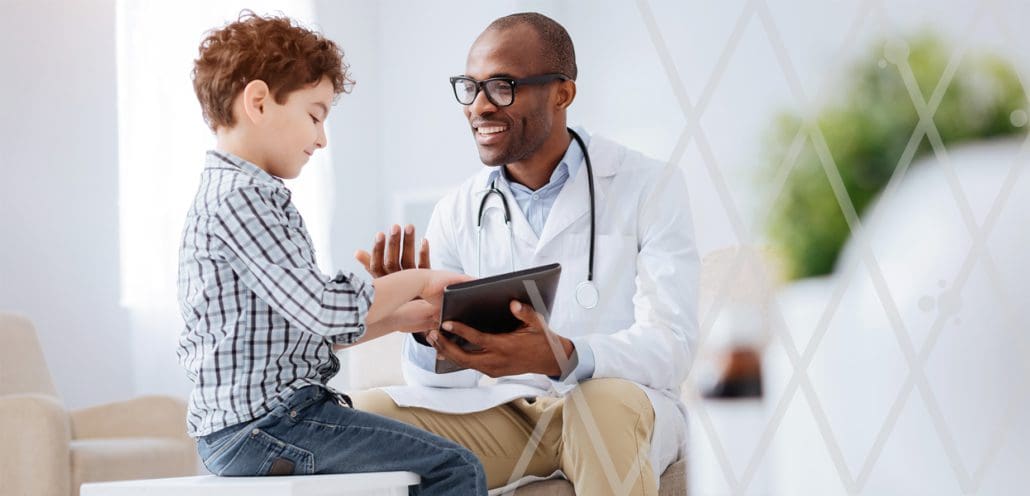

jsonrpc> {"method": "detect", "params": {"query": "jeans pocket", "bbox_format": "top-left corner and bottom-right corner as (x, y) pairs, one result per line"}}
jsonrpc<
(199, 423), (252, 472)
(209, 427), (316, 476)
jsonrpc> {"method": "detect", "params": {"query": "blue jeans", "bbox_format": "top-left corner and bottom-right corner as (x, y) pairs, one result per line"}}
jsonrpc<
(197, 386), (486, 496)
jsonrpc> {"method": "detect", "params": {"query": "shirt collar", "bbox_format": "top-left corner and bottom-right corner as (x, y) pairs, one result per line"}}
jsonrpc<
(206, 150), (285, 189)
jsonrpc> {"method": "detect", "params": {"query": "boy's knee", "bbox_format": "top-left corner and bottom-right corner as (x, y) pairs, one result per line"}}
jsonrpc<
(459, 446), (486, 473)
(451, 446), (488, 495)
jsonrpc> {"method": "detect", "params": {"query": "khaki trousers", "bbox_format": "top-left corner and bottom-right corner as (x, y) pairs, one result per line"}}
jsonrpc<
(352, 378), (657, 495)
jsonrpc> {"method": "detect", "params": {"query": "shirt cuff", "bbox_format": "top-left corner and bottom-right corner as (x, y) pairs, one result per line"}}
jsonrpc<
(329, 271), (374, 345)
(405, 333), (440, 371)
(551, 336), (596, 383)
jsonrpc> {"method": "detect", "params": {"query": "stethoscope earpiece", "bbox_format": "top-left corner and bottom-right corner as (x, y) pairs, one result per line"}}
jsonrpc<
(476, 129), (599, 309)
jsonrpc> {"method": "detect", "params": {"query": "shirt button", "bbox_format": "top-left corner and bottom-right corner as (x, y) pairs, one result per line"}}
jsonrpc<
(532, 193), (540, 200)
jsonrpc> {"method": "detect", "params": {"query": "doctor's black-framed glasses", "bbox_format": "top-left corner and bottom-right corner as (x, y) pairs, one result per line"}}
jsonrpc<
(449, 73), (571, 107)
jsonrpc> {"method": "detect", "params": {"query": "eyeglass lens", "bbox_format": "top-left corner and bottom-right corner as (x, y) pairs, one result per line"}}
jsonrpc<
(453, 78), (514, 106)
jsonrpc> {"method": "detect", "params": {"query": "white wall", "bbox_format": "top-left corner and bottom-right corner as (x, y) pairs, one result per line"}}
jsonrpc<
(0, 0), (133, 408)
(319, 0), (1030, 267)
(312, 0), (385, 278)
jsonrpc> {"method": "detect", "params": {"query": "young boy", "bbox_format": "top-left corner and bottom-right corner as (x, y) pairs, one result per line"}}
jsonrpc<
(177, 12), (486, 495)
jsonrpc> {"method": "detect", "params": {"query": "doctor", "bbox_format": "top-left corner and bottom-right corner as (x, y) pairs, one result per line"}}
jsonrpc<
(353, 12), (698, 496)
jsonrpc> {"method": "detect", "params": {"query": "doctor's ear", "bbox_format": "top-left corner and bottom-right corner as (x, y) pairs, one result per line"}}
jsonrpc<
(555, 80), (576, 109)
(240, 80), (271, 124)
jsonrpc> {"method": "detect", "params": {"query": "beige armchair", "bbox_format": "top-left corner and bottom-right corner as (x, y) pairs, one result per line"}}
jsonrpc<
(0, 313), (197, 496)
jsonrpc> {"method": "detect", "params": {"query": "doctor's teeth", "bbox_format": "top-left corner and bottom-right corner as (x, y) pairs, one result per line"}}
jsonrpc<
(479, 127), (506, 134)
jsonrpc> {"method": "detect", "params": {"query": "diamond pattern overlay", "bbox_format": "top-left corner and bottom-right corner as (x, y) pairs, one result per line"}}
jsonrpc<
(496, 0), (1028, 494)
(630, 0), (1029, 494)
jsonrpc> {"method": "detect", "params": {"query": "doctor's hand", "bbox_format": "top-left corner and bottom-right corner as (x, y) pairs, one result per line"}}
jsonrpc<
(355, 224), (430, 277)
(430, 301), (576, 378)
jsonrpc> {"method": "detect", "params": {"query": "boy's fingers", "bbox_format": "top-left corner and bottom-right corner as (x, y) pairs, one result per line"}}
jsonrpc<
(432, 330), (473, 365)
(369, 232), (386, 277)
(393, 300), (437, 332)
(384, 224), (402, 273)
(419, 239), (431, 269)
(400, 224), (416, 269)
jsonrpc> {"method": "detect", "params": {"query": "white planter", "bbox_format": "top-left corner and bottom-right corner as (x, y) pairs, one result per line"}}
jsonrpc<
(766, 139), (1030, 495)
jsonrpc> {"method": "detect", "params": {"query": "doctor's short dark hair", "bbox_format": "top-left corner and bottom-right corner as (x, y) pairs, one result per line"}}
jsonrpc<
(487, 12), (577, 80)
(192, 10), (353, 131)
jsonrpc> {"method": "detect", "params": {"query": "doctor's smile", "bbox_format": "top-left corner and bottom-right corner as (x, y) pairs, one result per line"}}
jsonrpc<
(473, 123), (509, 144)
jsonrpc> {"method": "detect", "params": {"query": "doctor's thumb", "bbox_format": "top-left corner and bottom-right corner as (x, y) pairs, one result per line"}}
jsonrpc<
(511, 300), (538, 321)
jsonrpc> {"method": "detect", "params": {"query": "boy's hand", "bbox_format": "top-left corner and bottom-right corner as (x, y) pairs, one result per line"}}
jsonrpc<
(421, 270), (473, 308)
(355, 224), (430, 277)
(380, 299), (439, 334)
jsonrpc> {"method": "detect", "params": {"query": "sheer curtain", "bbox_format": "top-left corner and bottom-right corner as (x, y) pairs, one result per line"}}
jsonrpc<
(116, 0), (335, 396)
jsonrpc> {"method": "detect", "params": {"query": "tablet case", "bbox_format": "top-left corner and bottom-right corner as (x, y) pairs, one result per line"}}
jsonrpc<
(434, 263), (561, 373)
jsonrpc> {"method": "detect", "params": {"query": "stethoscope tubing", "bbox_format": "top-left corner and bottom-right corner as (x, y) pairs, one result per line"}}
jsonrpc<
(476, 128), (598, 308)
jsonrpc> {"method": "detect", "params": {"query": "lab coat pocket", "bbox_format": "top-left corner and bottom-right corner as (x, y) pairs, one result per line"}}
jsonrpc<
(595, 233), (639, 305)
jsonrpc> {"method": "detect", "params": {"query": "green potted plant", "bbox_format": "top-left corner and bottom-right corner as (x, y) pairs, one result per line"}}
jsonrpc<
(764, 33), (1027, 280)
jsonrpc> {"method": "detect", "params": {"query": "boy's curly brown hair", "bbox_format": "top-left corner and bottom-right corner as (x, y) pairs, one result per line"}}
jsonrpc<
(192, 11), (353, 131)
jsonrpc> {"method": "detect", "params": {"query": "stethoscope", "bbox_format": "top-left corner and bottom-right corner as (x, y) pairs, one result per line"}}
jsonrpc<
(476, 128), (600, 309)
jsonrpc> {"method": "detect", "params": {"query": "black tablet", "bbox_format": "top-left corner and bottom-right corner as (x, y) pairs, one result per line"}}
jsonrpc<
(434, 263), (561, 373)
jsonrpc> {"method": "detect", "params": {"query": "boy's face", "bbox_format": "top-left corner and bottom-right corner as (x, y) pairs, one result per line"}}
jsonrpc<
(259, 77), (334, 179)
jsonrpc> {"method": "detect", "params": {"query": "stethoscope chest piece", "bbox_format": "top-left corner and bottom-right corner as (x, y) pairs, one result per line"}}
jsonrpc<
(575, 281), (600, 309)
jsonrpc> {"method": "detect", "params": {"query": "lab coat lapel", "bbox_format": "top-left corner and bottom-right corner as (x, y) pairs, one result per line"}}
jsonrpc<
(535, 137), (617, 254)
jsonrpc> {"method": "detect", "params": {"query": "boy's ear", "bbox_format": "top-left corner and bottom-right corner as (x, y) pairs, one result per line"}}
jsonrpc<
(241, 80), (271, 124)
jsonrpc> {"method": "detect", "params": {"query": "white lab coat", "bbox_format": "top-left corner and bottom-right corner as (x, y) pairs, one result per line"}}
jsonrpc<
(382, 133), (699, 489)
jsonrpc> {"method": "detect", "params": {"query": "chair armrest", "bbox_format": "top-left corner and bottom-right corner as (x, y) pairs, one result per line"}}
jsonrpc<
(0, 393), (71, 496)
(71, 395), (189, 441)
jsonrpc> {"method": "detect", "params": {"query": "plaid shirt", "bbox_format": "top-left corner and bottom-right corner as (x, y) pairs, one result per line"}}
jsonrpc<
(177, 150), (373, 437)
